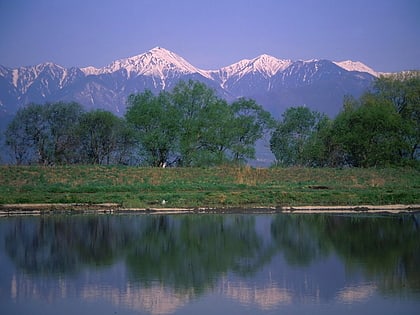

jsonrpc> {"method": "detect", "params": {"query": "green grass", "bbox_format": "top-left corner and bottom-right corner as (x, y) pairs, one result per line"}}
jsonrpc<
(0, 165), (419, 208)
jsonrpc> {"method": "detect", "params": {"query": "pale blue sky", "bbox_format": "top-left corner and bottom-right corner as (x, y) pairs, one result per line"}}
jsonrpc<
(0, 0), (419, 72)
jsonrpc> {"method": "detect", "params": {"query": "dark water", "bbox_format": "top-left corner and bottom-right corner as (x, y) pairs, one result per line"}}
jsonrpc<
(1, 213), (419, 315)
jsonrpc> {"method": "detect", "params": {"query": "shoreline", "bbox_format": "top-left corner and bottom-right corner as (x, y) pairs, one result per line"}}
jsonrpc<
(1, 203), (420, 216)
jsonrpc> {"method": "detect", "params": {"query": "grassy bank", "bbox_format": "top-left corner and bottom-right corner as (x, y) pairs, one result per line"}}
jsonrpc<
(0, 165), (419, 208)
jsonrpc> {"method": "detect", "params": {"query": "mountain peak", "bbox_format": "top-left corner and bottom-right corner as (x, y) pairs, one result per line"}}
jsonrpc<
(142, 46), (180, 61)
(215, 54), (293, 86)
(252, 54), (293, 76)
(81, 47), (211, 83)
(1, 47), (379, 123)
(149, 46), (171, 54)
(334, 60), (378, 77)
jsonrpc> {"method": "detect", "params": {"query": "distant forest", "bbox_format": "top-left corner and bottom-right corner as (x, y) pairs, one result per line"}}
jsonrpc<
(3, 73), (420, 168)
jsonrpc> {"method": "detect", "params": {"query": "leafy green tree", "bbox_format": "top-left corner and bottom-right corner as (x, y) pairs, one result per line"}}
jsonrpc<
(5, 110), (35, 165)
(44, 102), (85, 163)
(270, 106), (328, 166)
(187, 97), (233, 165)
(301, 116), (333, 167)
(171, 80), (220, 166)
(112, 121), (138, 165)
(330, 94), (406, 167)
(171, 81), (274, 166)
(5, 102), (84, 165)
(230, 98), (275, 163)
(126, 90), (180, 166)
(76, 110), (128, 164)
(373, 72), (420, 160)
(6, 104), (49, 164)
(5, 118), (32, 165)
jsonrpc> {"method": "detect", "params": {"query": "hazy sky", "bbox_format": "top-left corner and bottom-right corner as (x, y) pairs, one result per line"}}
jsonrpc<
(1, 0), (419, 72)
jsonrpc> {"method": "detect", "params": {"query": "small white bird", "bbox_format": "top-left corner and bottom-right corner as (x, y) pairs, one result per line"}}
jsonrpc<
(162, 200), (167, 205)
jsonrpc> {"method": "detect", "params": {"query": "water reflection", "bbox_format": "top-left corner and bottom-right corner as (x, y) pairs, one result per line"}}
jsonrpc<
(1, 213), (420, 314)
(221, 279), (293, 309)
(336, 284), (377, 304)
(81, 283), (192, 315)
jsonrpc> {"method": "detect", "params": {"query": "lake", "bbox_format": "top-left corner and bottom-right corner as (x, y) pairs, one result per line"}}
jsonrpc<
(1, 213), (419, 315)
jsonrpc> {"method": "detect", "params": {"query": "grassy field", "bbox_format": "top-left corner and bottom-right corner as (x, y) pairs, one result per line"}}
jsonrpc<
(0, 165), (419, 208)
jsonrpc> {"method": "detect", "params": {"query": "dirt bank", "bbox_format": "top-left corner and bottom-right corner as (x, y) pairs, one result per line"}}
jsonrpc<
(1, 203), (419, 216)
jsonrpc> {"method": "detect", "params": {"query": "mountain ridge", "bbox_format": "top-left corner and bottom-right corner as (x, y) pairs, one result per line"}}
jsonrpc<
(76, 47), (378, 79)
(0, 47), (378, 118)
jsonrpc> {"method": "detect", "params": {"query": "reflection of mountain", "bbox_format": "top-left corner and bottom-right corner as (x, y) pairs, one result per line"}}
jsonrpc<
(336, 284), (377, 304)
(220, 279), (292, 309)
(8, 272), (191, 315)
(2, 214), (420, 314)
(2, 271), (385, 314)
(82, 284), (192, 315)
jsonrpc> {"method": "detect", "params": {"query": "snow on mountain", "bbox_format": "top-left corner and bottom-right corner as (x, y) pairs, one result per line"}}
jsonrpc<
(334, 60), (379, 77)
(8, 62), (73, 93)
(0, 65), (9, 76)
(209, 54), (292, 88)
(0, 46), (380, 119)
(81, 66), (100, 76)
(81, 47), (212, 87)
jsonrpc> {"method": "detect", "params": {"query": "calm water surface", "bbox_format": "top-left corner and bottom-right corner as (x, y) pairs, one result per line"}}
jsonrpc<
(0, 213), (419, 315)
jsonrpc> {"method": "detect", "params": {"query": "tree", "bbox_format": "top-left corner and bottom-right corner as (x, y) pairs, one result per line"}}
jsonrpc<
(270, 106), (328, 166)
(5, 111), (35, 165)
(44, 102), (84, 164)
(126, 81), (275, 166)
(187, 97), (233, 165)
(112, 121), (138, 165)
(171, 80), (220, 166)
(230, 98), (275, 163)
(8, 104), (50, 164)
(329, 94), (406, 167)
(126, 90), (180, 167)
(373, 72), (420, 160)
(301, 116), (333, 167)
(5, 102), (84, 165)
(76, 110), (127, 164)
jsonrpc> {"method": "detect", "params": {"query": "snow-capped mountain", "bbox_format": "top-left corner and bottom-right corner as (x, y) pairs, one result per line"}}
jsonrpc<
(333, 60), (379, 77)
(81, 47), (213, 85)
(0, 47), (378, 121)
(208, 54), (293, 89)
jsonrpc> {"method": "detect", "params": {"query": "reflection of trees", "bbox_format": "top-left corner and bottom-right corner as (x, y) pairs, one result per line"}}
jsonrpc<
(5, 216), (137, 275)
(326, 214), (420, 295)
(271, 214), (420, 294)
(126, 215), (274, 294)
(271, 214), (332, 265)
(5, 215), (274, 295)
(5, 213), (420, 300)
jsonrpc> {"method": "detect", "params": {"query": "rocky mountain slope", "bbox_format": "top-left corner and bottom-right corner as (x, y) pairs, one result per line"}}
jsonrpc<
(0, 47), (377, 121)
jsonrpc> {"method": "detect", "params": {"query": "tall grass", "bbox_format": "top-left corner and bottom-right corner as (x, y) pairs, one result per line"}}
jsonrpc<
(0, 165), (419, 208)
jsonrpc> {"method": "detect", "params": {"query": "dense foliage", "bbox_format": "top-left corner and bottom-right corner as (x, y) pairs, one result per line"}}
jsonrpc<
(5, 102), (84, 165)
(270, 72), (420, 167)
(270, 106), (329, 166)
(4, 73), (419, 167)
(4, 80), (273, 166)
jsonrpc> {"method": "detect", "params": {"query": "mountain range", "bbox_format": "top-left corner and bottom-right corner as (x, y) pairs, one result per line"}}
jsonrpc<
(0, 46), (379, 123)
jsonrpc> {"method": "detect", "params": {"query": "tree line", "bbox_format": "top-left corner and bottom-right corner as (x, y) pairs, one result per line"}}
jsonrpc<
(270, 71), (420, 167)
(4, 80), (274, 166)
(4, 73), (419, 167)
